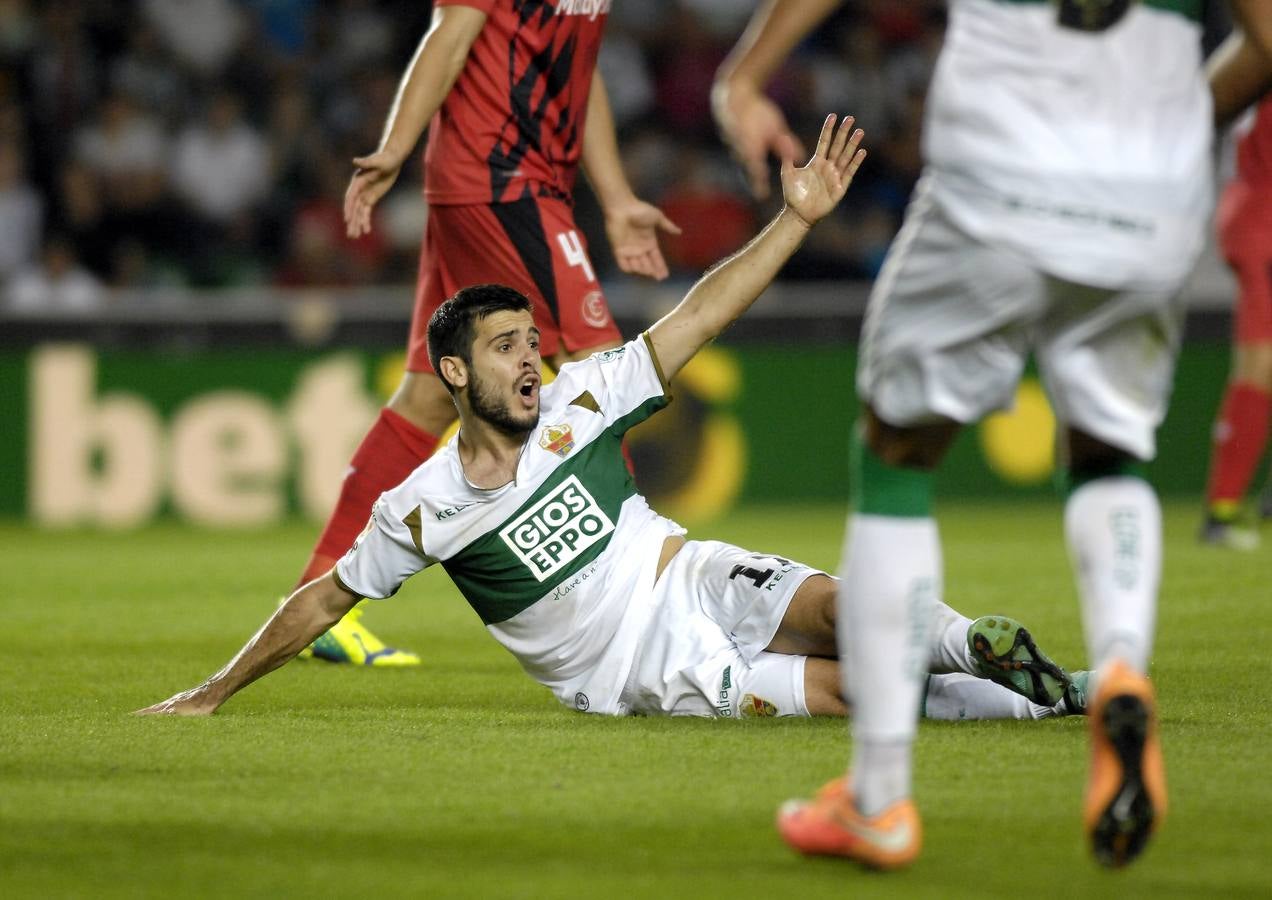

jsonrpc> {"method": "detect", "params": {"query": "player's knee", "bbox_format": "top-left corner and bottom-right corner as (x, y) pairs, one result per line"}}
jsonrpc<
(1064, 427), (1138, 473)
(864, 406), (959, 470)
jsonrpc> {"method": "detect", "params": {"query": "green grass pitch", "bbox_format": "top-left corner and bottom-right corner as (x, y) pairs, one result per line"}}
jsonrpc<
(2, 501), (1269, 898)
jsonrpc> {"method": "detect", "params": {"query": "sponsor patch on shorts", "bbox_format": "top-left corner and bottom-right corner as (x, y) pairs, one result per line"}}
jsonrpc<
(739, 693), (778, 718)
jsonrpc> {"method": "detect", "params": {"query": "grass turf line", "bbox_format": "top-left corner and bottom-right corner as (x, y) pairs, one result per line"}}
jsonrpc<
(1, 501), (1269, 898)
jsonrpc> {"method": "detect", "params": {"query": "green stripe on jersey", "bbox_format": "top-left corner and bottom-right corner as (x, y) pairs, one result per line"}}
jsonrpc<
(444, 394), (666, 624)
(991, 0), (1202, 24)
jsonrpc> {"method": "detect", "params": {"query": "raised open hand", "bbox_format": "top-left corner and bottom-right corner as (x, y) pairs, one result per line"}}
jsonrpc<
(779, 114), (867, 229)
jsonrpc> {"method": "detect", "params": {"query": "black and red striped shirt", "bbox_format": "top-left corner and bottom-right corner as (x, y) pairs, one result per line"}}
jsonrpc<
(425, 0), (610, 205)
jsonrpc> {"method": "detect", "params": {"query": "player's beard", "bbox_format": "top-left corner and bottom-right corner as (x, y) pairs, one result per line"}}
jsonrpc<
(468, 368), (538, 439)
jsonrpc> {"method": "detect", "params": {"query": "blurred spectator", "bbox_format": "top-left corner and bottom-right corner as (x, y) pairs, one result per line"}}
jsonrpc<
(140, 0), (244, 78)
(73, 91), (168, 213)
(7, 233), (102, 312)
(54, 159), (111, 275)
(0, 0), (37, 65)
(597, 32), (654, 129)
(655, 147), (757, 274)
(108, 23), (188, 126)
(275, 149), (387, 287)
(109, 236), (186, 289)
(27, 2), (98, 160)
(0, 0), (943, 292)
(170, 90), (271, 226)
(808, 16), (903, 140)
(243, 0), (316, 61)
(0, 137), (41, 280)
(653, 8), (729, 139)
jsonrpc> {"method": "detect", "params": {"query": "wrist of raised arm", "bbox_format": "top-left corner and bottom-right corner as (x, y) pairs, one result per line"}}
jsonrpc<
(778, 205), (814, 232)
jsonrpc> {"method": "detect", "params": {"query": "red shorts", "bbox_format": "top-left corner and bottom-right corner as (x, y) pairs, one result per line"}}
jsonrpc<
(1217, 180), (1272, 344)
(406, 194), (622, 372)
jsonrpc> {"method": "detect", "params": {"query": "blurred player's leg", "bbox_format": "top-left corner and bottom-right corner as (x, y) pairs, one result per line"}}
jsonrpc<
(776, 776), (920, 870)
(1202, 182), (1272, 547)
(1042, 279), (1180, 867)
(778, 417), (951, 868)
(838, 427), (941, 818)
(1062, 445), (1165, 867)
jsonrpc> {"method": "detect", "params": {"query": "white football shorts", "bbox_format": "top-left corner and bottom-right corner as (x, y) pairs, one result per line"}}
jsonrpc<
(618, 540), (821, 718)
(857, 185), (1188, 461)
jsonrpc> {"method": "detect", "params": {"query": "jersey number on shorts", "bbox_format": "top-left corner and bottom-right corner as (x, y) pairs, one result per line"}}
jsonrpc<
(728, 556), (791, 589)
(556, 230), (596, 283)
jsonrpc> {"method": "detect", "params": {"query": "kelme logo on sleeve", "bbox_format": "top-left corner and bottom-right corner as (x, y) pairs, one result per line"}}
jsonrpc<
(499, 475), (615, 581)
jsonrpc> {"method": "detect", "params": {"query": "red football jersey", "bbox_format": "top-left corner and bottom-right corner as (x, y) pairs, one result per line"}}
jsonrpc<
(425, 0), (610, 205)
(1234, 96), (1272, 188)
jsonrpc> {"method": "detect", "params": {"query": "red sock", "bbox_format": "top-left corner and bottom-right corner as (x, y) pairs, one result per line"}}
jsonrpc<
(1205, 382), (1272, 510)
(297, 408), (439, 585)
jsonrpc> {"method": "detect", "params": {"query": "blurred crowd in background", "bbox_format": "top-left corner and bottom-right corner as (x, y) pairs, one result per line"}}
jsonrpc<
(0, 0), (974, 312)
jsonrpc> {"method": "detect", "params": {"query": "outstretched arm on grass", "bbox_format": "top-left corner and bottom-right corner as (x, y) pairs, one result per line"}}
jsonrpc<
(135, 574), (361, 716)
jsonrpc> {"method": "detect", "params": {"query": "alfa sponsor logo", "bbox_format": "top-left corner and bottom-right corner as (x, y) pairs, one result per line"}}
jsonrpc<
(499, 475), (614, 581)
(539, 423), (575, 458)
(716, 665), (733, 716)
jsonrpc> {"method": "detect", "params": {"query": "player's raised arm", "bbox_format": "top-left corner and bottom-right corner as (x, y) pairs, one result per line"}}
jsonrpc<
(647, 114), (865, 382)
(135, 574), (361, 716)
(581, 71), (681, 281)
(712, 0), (842, 198)
(344, 5), (488, 238)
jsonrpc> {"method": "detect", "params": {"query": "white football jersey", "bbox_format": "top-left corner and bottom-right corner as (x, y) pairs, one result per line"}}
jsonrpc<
(336, 334), (685, 714)
(924, 0), (1213, 289)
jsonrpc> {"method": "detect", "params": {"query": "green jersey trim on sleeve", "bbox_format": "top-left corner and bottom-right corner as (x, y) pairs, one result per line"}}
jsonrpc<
(641, 331), (671, 395)
(610, 391), (668, 438)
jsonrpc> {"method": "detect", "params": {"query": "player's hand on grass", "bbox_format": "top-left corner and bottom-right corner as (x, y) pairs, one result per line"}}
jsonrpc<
(343, 147), (409, 239)
(711, 80), (802, 200)
(604, 198), (681, 281)
(780, 114), (866, 229)
(134, 687), (218, 717)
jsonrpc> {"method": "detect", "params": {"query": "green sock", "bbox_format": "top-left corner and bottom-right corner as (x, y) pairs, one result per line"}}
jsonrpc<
(850, 426), (934, 517)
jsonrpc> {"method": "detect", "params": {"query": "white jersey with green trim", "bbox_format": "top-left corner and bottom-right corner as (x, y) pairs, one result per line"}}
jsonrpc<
(335, 334), (686, 715)
(923, 0), (1212, 290)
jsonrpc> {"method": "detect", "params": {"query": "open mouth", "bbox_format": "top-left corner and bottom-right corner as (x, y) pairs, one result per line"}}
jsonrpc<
(517, 375), (539, 405)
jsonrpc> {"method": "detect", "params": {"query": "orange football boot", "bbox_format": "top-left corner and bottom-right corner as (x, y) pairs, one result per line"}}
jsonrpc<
(1084, 660), (1167, 868)
(777, 776), (921, 870)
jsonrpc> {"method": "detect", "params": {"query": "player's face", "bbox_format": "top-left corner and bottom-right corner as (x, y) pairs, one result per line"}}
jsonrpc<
(464, 310), (541, 438)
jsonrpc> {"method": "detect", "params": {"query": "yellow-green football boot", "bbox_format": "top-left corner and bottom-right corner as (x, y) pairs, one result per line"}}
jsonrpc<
(304, 602), (419, 666)
(967, 615), (1071, 707)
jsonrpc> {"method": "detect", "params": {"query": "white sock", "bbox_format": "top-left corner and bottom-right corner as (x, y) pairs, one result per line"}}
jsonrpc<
(1064, 477), (1160, 673)
(926, 599), (975, 675)
(840, 513), (940, 815)
(922, 673), (1060, 720)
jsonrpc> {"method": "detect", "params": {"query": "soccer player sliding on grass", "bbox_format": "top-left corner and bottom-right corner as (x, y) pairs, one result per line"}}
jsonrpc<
(138, 116), (1086, 727)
